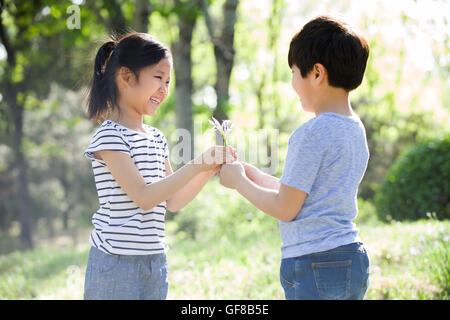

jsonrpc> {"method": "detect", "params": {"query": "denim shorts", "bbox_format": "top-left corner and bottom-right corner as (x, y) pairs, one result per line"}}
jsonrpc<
(84, 246), (168, 300)
(280, 242), (370, 300)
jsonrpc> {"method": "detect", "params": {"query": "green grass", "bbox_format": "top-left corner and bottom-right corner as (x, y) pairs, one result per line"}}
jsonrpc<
(0, 245), (88, 299)
(0, 181), (448, 300)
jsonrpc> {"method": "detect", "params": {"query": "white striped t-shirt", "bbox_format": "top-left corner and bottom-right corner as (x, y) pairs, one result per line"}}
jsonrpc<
(84, 120), (169, 255)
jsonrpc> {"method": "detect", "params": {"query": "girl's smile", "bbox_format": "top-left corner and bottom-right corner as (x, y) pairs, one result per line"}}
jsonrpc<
(138, 57), (172, 115)
(149, 96), (161, 105)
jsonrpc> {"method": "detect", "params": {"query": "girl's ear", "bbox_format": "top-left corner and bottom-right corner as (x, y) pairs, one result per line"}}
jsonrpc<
(118, 66), (137, 87)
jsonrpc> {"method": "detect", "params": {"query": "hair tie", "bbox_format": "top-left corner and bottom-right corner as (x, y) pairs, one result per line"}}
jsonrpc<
(101, 46), (115, 74)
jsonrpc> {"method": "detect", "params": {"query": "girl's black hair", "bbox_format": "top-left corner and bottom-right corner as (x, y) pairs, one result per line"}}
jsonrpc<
(87, 32), (171, 122)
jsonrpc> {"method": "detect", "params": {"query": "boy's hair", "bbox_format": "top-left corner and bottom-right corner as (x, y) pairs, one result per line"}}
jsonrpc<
(288, 15), (369, 91)
(87, 32), (171, 122)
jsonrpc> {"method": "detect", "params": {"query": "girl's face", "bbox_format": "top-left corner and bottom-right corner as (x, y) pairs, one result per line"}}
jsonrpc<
(129, 57), (172, 116)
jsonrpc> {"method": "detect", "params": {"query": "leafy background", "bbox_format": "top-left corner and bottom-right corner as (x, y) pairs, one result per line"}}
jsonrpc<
(0, 0), (448, 299)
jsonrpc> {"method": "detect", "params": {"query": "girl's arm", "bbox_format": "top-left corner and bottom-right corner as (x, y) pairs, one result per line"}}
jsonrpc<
(95, 146), (234, 211)
(165, 158), (219, 212)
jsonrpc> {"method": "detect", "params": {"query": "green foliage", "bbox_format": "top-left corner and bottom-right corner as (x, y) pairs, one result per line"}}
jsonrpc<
(423, 225), (450, 299)
(354, 198), (380, 226)
(375, 135), (450, 221)
(359, 218), (450, 300)
(1, 0), (450, 299)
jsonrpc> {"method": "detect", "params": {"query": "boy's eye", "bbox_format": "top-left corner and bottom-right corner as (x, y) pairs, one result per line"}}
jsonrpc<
(155, 76), (162, 79)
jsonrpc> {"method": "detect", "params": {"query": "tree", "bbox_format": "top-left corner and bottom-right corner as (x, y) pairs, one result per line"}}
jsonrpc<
(171, 0), (201, 163)
(85, 0), (127, 33)
(201, 0), (239, 125)
(0, 1), (103, 248)
(0, 0), (45, 248)
(132, 0), (152, 32)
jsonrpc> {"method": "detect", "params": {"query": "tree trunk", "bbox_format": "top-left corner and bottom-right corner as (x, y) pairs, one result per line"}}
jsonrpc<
(60, 173), (70, 230)
(10, 90), (33, 249)
(202, 0), (238, 125)
(0, 7), (33, 249)
(107, 0), (127, 33)
(268, 0), (282, 121)
(213, 44), (234, 123)
(86, 0), (127, 33)
(132, 0), (152, 32)
(172, 13), (197, 165)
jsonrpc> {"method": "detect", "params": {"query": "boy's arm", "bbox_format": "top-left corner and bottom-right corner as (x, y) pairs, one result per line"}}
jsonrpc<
(242, 162), (280, 190)
(220, 163), (307, 222)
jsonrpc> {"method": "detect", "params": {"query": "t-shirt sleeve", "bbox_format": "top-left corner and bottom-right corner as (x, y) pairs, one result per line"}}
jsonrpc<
(163, 135), (169, 159)
(160, 132), (169, 159)
(84, 127), (131, 164)
(280, 129), (326, 194)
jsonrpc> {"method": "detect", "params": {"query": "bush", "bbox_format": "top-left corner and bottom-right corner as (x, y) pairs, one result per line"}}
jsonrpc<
(375, 135), (450, 221)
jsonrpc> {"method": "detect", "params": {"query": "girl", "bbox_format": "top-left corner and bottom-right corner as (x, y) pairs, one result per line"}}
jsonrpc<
(83, 32), (236, 300)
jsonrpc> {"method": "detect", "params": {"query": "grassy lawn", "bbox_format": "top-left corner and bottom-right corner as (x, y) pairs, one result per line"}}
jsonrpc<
(0, 181), (448, 300)
(0, 217), (448, 300)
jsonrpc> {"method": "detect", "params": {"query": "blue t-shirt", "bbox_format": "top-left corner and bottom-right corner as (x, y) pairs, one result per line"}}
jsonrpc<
(279, 112), (369, 259)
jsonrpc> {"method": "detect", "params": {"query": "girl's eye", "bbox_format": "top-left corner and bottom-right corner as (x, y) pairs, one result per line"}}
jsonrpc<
(155, 76), (163, 80)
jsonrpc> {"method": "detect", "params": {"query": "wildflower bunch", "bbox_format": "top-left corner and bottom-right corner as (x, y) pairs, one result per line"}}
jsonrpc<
(209, 117), (233, 147)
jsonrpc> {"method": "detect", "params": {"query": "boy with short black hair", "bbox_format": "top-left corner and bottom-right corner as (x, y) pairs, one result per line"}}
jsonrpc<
(219, 15), (371, 300)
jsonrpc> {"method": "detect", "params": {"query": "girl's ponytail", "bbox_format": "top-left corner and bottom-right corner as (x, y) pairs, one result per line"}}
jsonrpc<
(88, 40), (117, 122)
(87, 33), (171, 122)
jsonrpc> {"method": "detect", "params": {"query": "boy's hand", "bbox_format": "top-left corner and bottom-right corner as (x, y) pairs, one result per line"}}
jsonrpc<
(241, 162), (263, 183)
(219, 162), (245, 189)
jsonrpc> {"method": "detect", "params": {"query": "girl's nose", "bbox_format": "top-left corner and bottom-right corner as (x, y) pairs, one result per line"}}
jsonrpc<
(159, 84), (168, 94)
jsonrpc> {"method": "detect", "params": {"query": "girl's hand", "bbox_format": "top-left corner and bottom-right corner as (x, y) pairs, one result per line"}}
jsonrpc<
(211, 146), (238, 175)
(194, 146), (237, 172)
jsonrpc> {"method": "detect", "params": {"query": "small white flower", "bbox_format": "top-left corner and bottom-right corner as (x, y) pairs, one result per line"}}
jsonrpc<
(409, 247), (420, 256)
(222, 120), (233, 133)
(209, 117), (233, 146)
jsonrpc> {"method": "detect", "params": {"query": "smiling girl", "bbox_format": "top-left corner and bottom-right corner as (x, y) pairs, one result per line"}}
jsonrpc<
(83, 33), (236, 300)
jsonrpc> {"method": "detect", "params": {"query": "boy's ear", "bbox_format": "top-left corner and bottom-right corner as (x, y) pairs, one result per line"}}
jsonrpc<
(313, 63), (327, 84)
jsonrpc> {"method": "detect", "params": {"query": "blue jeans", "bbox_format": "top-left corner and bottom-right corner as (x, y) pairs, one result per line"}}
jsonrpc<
(280, 242), (370, 300)
(84, 246), (168, 300)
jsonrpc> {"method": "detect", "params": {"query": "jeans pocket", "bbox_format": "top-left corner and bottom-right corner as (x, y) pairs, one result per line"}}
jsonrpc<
(312, 260), (352, 300)
(280, 258), (296, 300)
(97, 251), (120, 274)
(280, 274), (295, 288)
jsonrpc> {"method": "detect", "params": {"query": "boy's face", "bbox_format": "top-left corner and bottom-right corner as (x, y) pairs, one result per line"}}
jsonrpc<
(291, 64), (315, 113)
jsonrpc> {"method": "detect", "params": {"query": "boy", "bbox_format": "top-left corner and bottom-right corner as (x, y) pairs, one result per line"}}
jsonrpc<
(219, 15), (371, 300)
